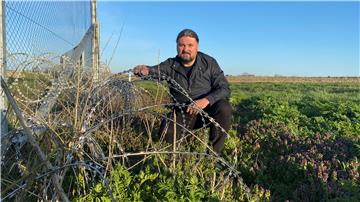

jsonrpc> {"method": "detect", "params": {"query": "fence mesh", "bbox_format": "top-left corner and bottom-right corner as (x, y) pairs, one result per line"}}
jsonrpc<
(5, 0), (92, 71)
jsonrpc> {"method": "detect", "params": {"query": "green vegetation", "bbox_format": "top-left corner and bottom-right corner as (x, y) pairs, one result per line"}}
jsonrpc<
(228, 82), (360, 201)
(231, 83), (360, 137)
(78, 82), (359, 201)
(3, 75), (359, 201)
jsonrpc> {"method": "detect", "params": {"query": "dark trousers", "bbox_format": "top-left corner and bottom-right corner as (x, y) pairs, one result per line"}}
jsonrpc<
(159, 99), (232, 154)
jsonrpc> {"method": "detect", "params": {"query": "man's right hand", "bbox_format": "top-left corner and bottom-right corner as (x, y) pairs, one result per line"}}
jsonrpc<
(133, 65), (149, 77)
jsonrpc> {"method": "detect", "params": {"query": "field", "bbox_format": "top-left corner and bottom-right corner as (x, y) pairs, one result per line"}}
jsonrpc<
(228, 79), (360, 201)
(227, 75), (359, 83)
(1, 74), (359, 201)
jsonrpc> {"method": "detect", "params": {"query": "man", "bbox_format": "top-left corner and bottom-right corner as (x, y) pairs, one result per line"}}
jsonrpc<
(133, 29), (231, 155)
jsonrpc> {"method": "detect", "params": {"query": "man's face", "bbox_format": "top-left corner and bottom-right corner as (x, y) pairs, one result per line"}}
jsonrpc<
(177, 36), (198, 64)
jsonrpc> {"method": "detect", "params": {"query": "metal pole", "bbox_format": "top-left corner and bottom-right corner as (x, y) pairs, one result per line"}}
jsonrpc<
(1, 0), (7, 137)
(91, 0), (100, 82)
(0, 1), (7, 200)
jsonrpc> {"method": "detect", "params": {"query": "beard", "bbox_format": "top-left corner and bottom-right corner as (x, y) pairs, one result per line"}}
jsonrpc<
(178, 52), (195, 64)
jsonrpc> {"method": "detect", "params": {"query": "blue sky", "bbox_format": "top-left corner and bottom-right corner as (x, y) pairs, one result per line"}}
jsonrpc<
(98, 1), (359, 76)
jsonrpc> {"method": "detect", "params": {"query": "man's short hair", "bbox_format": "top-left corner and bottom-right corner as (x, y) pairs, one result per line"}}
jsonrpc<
(176, 29), (199, 43)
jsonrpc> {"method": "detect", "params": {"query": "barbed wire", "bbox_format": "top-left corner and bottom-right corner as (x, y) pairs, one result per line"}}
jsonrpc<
(2, 53), (252, 200)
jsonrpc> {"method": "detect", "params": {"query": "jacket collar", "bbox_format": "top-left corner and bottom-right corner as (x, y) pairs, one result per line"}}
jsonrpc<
(171, 52), (202, 77)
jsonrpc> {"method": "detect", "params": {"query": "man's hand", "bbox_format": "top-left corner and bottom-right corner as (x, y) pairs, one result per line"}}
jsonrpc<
(186, 98), (210, 115)
(133, 65), (149, 77)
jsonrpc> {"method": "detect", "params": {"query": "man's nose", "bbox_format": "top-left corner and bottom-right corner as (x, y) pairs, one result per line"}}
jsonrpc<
(184, 45), (190, 52)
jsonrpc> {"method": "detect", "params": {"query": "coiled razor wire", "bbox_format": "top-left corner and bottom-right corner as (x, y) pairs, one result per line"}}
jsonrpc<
(2, 61), (251, 199)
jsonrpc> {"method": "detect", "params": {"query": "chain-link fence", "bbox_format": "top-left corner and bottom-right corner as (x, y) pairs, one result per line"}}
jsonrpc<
(5, 1), (91, 60)
(1, 0), (100, 133)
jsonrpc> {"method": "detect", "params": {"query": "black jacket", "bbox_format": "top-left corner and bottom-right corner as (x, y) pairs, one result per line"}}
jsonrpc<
(148, 52), (230, 105)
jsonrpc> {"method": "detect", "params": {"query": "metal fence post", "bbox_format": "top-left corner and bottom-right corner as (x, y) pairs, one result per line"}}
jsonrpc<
(0, 1), (7, 199)
(1, 0), (7, 136)
(91, 0), (100, 82)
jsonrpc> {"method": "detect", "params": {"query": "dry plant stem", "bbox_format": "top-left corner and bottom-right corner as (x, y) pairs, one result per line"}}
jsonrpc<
(211, 172), (216, 193)
(172, 109), (177, 171)
(220, 180), (227, 200)
(220, 190), (225, 201)
(74, 64), (81, 129)
(155, 153), (168, 170)
(1, 77), (70, 202)
(105, 101), (115, 178)
(143, 114), (153, 146)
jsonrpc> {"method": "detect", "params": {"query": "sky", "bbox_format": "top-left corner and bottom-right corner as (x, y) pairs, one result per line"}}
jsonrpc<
(98, 1), (359, 76)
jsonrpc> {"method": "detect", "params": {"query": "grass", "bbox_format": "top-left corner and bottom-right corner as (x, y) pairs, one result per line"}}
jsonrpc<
(2, 71), (359, 201)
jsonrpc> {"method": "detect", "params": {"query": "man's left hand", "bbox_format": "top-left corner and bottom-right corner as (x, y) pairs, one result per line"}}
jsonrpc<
(186, 98), (210, 115)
